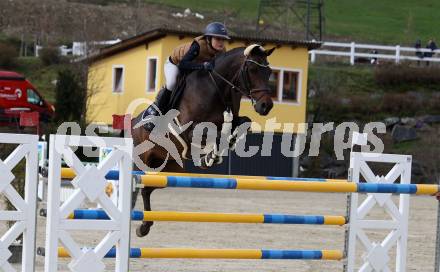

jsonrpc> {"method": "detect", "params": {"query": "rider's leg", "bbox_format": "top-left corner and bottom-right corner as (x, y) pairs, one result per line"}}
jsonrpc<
(145, 58), (179, 116)
(164, 57), (179, 92)
(153, 87), (171, 114)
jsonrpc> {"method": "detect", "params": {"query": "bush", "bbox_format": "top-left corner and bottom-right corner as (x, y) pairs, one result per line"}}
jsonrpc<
(428, 94), (440, 113)
(40, 47), (61, 66)
(0, 43), (18, 68)
(374, 64), (440, 85)
(381, 92), (423, 115)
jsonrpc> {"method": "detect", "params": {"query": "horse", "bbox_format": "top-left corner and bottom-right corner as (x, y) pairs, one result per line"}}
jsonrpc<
(131, 44), (275, 237)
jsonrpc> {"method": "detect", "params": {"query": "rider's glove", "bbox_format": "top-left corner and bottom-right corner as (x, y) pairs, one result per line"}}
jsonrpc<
(203, 62), (214, 71)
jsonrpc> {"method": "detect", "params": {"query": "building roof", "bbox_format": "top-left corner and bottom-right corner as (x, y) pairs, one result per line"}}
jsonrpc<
(88, 27), (322, 62)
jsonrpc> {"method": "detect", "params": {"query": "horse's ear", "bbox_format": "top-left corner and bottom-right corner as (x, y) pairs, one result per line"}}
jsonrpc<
(265, 47), (276, 56)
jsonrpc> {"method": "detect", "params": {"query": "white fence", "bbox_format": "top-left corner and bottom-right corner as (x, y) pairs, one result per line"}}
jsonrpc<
(0, 131), (439, 271)
(0, 133), (38, 272)
(35, 40), (121, 57)
(44, 135), (133, 272)
(310, 41), (440, 65)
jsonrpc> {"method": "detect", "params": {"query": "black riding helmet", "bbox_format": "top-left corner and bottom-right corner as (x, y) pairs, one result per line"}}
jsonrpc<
(204, 22), (231, 40)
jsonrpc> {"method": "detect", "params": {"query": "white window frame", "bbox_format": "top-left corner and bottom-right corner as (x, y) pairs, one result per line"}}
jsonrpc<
(243, 66), (302, 105)
(112, 65), (125, 94)
(146, 57), (159, 93)
(268, 69), (281, 102)
(276, 67), (302, 105)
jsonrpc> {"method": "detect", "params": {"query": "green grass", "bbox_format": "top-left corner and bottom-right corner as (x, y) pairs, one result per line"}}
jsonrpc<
(308, 63), (377, 94)
(307, 63), (440, 123)
(143, 0), (439, 45)
(145, 0), (259, 19)
(13, 57), (61, 103)
(392, 140), (420, 153)
(309, 62), (440, 94)
(0, 33), (8, 41)
(325, 0), (440, 44)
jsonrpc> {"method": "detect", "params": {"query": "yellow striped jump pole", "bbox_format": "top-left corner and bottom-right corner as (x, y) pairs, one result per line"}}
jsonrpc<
(58, 167), (346, 182)
(52, 247), (343, 260)
(62, 209), (346, 225)
(139, 175), (440, 195)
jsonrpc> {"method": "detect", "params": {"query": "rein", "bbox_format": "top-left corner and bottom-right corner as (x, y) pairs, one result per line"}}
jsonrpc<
(209, 57), (271, 107)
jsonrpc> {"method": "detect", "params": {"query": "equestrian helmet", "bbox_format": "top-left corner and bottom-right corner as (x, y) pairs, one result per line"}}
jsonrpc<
(204, 22), (230, 40)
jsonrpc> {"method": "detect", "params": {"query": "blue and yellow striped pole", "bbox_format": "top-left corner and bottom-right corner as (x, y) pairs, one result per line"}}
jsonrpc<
(139, 175), (440, 195)
(59, 168), (146, 180)
(64, 209), (346, 225)
(59, 167), (346, 182)
(56, 247), (343, 260)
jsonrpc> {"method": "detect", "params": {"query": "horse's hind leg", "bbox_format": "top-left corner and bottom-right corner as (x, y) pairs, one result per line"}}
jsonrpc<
(135, 160), (185, 238)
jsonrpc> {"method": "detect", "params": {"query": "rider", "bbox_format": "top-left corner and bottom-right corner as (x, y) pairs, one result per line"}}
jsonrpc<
(144, 22), (230, 123)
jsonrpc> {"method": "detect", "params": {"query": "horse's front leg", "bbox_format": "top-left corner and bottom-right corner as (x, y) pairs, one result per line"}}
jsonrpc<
(199, 128), (226, 168)
(200, 144), (224, 168)
(199, 115), (251, 168)
(135, 186), (155, 237)
(228, 116), (252, 150)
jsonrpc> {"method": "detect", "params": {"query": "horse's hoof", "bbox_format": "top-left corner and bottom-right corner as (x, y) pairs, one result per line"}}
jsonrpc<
(136, 222), (153, 237)
(213, 156), (223, 165)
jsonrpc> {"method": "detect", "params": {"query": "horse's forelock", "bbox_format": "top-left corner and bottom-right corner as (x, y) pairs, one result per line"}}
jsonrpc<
(244, 44), (264, 56)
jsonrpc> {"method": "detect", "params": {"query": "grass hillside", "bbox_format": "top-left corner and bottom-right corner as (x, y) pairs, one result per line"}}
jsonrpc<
(308, 63), (440, 122)
(145, 0), (259, 18)
(325, 0), (440, 44)
(2, 0), (437, 45)
(144, 0), (439, 45)
(12, 58), (60, 103)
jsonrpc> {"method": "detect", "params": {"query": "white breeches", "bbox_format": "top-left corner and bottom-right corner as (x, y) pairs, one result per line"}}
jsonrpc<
(164, 58), (180, 91)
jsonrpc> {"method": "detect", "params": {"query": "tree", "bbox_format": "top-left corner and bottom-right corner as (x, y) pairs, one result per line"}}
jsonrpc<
(39, 47), (61, 66)
(54, 69), (87, 126)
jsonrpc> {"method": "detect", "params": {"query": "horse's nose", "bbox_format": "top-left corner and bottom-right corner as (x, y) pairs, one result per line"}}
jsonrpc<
(265, 101), (273, 114)
(257, 101), (273, 116)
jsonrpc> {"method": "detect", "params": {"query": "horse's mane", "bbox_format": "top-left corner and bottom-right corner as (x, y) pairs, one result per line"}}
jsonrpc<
(214, 45), (266, 69)
(216, 44), (267, 62)
(215, 47), (245, 60)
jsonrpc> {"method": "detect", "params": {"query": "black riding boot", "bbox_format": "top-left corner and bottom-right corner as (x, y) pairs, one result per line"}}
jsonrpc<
(142, 87), (171, 131)
(150, 87), (171, 115)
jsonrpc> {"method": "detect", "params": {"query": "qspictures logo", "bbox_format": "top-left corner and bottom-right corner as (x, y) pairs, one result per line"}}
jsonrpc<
(55, 99), (386, 172)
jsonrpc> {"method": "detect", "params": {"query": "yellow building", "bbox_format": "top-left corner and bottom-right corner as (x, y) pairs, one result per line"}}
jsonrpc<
(86, 27), (320, 176)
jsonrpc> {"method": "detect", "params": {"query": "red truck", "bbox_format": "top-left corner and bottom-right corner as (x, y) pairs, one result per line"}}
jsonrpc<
(0, 71), (55, 125)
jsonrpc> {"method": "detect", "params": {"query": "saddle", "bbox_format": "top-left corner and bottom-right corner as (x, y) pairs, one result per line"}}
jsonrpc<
(140, 73), (187, 132)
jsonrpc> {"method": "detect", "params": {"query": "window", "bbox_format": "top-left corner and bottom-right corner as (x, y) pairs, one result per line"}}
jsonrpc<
(113, 66), (124, 93)
(27, 89), (42, 105)
(268, 70), (279, 100)
(282, 71), (299, 102)
(265, 68), (301, 103)
(146, 58), (158, 92)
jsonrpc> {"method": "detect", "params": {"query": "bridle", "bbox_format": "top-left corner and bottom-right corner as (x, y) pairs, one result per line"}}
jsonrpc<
(209, 56), (272, 108)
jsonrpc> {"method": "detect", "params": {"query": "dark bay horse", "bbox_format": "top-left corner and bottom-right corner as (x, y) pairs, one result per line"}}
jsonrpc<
(131, 44), (275, 237)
